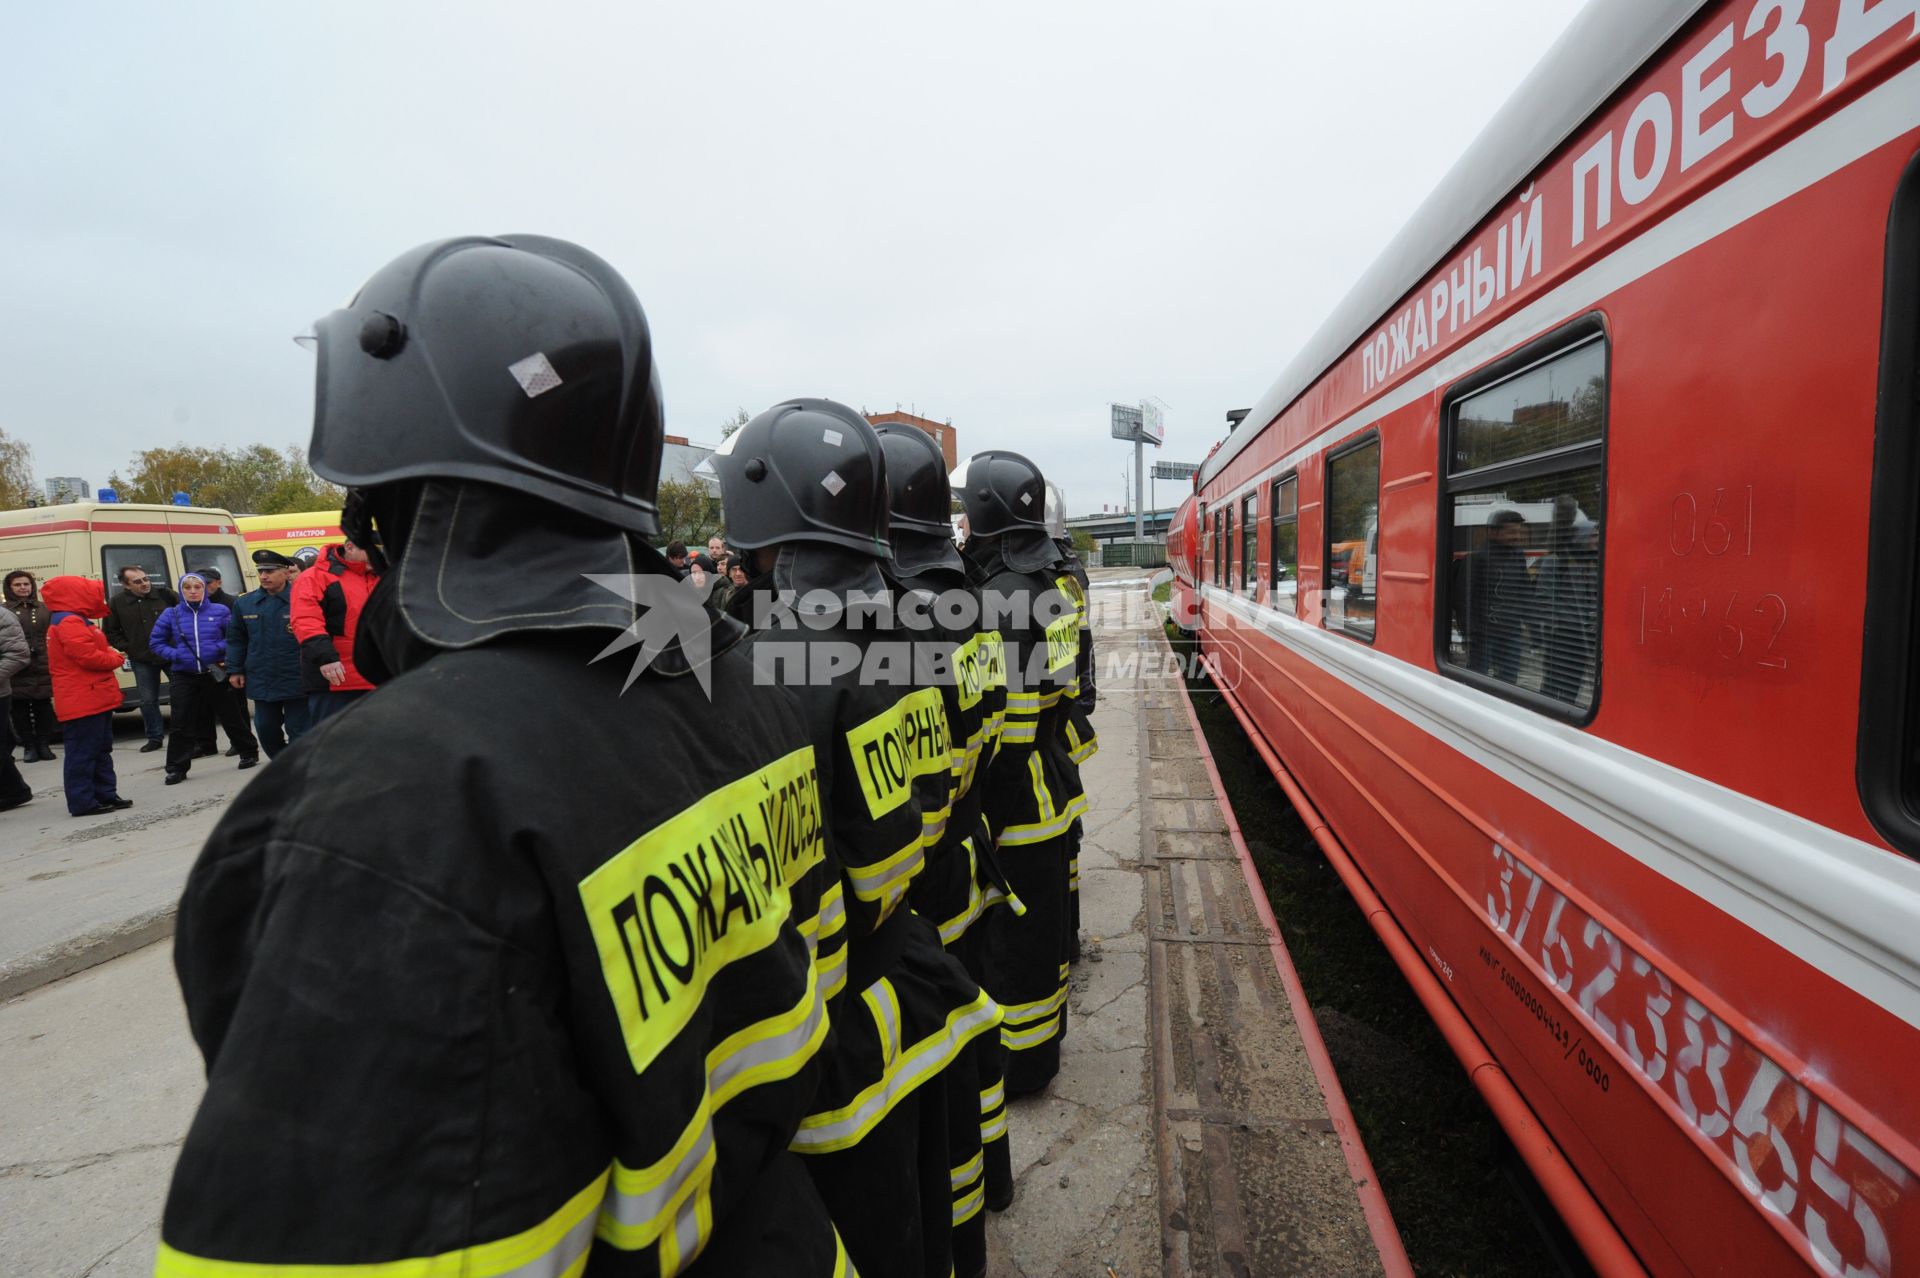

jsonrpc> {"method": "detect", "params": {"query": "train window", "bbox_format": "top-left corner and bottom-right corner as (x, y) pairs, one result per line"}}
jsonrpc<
(1223, 503), (1234, 591)
(1326, 436), (1380, 642)
(1240, 493), (1257, 594)
(1438, 323), (1607, 719)
(1270, 475), (1298, 613)
(1860, 152), (1920, 856)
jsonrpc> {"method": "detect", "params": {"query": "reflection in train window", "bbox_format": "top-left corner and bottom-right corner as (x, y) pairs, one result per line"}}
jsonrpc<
(1441, 328), (1607, 718)
(1270, 475), (1298, 614)
(1240, 493), (1257, 595)
(1326, 437), (1380, 642)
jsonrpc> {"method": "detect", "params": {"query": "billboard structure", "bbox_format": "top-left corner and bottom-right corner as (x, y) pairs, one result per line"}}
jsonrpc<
(1110, 399), (1164, 541)
(1151, 460), (1198, 481)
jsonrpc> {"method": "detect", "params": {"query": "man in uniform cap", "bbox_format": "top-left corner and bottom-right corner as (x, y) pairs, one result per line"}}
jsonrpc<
(223, 549), (310, 757)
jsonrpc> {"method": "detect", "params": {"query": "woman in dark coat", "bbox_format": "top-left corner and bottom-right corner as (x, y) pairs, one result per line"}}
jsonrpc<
(4, 570), (56, 761)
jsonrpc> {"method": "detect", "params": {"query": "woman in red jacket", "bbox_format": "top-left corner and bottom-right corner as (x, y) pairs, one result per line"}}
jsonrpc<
(42, 576), (135, 817)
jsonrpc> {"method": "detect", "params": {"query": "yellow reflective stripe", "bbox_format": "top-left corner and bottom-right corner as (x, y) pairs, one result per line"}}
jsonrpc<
(580, 747), (821, 1078)
(951, 1180), (986, 1227)
(811, 882), (846, 945)
(598, 969), (829, 1260)
(793, 993), (1002, 1154)
(1027, 754), (1054, 823)
(1061, 792), (1089, 824)
(157, 1169), (609, 1278)
(936, 878), (1014, 946)
(817, 934), (849, 1004)
(846, 687), (950, 819)
(1068, 737), (1098, 764)
(979, 1080), (1004, 1113)
(845, 833), (924, 917)
(1002, 1012), (1063, 1051)
(995, 809), (1078, 846)
(949, 1150), (984, 1192)
(1001, 983), (1068, 1027)
(998, 721), (1037, 745)
(981, 1108), (1008, 1143)
(709, 969), (830, 1110)
(862, 978), (903, 1072)
(833, 1227), (857, 1278)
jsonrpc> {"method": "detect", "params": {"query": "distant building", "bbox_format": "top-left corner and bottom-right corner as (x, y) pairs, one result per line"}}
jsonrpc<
(864, 411), (958, 472)
(661, 435), (718, 493)
(44, 476), (87, 504)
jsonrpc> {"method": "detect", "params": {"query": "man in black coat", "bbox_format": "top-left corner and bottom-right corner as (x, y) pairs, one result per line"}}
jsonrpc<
(104, 565), (177, 751)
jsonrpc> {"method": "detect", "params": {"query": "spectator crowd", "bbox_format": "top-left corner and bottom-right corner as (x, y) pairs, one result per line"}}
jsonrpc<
(0, 540), (381, 816)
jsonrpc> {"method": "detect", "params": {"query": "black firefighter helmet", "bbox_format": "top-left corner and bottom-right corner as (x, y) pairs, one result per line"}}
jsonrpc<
(957, 449), (1047, 537)
(304, 234), (664, 537)
(709, 398), (891, 558)
(875, 422), (963, 576)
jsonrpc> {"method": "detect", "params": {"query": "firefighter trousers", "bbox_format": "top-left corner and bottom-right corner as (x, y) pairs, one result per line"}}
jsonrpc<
(981, 831), (1071, 1095)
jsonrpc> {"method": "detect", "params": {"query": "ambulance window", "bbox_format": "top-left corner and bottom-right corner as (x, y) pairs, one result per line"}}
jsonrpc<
(1859, 152), (1920, 857)
(1271, 475), (1298, 614)
(102, 545), (168, 593)
(183, 545), (243, 593)
(1437, 320), (1607, 722)
(1326, 436), (1380, 643)
(1240, 493), (1257, 594)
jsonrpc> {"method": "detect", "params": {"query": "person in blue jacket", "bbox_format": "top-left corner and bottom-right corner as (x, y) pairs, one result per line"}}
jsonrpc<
(225, 550), (310, 758)
(149, 574), (257, 784)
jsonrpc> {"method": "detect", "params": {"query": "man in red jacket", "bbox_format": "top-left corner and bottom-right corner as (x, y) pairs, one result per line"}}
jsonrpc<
(288, 536), (379, 724)
(41, 576), (135, 817)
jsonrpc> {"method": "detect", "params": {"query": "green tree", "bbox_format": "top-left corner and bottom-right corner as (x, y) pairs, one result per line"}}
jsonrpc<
(108, 443), (342, 514)
(0, 426), (35, 509)
(1071, 528), (1096, 558)
(720, 407), (750, 440)
(655, 477), (721, 546)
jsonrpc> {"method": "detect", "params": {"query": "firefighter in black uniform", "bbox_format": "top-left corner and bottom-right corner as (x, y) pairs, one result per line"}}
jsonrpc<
(874, 422), (1016, 1273)
(957, 450), (1080, 1096)
(713, 399), (999, 1278)
(1044, 481), (1097, 962)
(157, 237), (851, 1277)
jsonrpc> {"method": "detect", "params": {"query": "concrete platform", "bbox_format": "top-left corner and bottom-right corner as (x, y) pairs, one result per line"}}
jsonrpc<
(0, 721), (260, 1001)
(985, 574), (1408, 1278)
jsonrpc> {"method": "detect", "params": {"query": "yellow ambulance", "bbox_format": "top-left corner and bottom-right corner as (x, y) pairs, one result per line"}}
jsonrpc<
(234, 510), (345, 562)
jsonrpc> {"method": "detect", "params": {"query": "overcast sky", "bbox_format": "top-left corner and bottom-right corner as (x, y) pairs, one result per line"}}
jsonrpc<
(4, 0), (1580, 519)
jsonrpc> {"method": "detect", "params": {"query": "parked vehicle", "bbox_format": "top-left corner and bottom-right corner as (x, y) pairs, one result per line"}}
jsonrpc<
(0, 502), (253, 709)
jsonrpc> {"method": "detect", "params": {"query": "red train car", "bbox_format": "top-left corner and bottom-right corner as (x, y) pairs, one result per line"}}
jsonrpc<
(1172, 1), (1920, 1273)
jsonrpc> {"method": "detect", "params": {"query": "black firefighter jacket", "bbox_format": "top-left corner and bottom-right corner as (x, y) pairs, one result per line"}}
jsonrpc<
(887, 561), (1013, 949)
(965, 543), (1082, 849)
(159, 614), (851, 1277)
(729, 574), (998, 1156)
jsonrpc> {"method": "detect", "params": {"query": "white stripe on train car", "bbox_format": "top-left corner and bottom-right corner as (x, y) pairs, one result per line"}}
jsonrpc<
(1202, 583), (1920, 1035)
